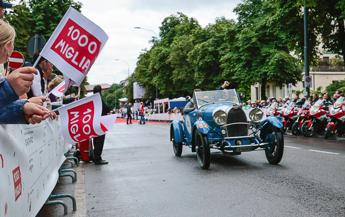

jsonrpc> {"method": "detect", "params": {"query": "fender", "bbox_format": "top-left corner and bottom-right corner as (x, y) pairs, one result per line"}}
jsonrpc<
(261, 116), (283, 129)
(305, 119), (312, 128)
(194, 118), (210, 135)
(326, 121), (335, 131)
(170, 120), (184, 144)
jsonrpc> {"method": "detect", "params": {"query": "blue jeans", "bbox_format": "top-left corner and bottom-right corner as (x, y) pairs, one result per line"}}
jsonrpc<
(139, 114), (145, 124)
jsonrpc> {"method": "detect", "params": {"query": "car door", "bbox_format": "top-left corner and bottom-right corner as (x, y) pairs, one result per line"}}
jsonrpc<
(183, 110), (198, 144)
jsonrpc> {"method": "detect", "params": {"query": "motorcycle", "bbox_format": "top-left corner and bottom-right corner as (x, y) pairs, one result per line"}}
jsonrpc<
(301, 99), (328, 137)
(281, 102), (298, 132)
(325, 97), (345, 139)
(291, 101), (311, 136)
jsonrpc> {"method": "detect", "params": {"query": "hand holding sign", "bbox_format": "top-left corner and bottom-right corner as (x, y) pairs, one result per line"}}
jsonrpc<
(6, 67), (37, 96)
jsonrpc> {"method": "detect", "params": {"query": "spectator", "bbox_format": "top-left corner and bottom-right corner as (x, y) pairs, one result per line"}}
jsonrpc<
(139, 101), (145, 124)
(0, 19), (51, 124)
(92, 85), (110, 165)
(333, 90), (343, 101)
(126, 102), (132, 124)
(0, 0), (12, 19)
(47, 75), (63, 103)
(0, 0), (12, 78)
(322, 92), (333, 109)
(28, 56), (53, 97)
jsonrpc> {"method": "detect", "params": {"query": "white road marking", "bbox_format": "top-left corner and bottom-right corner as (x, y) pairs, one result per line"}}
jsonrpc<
(309, 149), (340, 155)
(285, 145), (301, 150)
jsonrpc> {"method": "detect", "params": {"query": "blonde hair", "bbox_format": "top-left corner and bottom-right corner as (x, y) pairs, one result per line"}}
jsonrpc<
(0, 19), (16, 47)
(48, 75), (63, 90)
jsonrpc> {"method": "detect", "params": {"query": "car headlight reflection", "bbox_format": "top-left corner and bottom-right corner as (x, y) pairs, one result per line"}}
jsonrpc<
(213, 110), (227, 125)
(249, 108), (264, 122)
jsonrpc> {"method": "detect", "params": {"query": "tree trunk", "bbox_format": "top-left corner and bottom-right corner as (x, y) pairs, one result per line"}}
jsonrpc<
(261, 78), (267, 100)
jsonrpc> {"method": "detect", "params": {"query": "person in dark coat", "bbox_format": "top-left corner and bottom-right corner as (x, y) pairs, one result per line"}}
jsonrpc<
(92, 85), (110, 165)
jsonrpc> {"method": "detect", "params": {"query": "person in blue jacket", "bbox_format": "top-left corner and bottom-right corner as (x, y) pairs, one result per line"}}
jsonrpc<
(0, 19), (50, 124)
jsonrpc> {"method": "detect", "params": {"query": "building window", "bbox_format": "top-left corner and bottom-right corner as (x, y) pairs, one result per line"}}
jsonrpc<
(255, 87), (259, 100)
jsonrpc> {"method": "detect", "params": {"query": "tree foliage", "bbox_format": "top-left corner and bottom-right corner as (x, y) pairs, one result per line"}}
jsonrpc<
(6, 0), (82, 57)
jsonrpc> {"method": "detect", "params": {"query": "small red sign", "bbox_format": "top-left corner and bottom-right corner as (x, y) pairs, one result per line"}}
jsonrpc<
(12, 166), (22, 201)
(8, 51), (25, 70)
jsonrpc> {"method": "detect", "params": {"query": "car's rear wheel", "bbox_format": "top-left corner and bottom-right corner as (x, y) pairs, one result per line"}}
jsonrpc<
(171, 129), (182, 157)
(195, 130), (210, 169)
(264, 131), (284, 165)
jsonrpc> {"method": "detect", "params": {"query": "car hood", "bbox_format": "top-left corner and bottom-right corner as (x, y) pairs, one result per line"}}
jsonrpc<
(199, 102), (235, 124)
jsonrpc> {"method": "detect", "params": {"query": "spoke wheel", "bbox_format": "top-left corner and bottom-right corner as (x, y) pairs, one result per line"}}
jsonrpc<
(195, 131), (210, 169)
(265, 131), (284, 165)
(171, 130), (182, 157)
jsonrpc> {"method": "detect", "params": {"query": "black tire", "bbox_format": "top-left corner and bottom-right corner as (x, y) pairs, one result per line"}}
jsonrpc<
(265, 131), (284, 165)
(195, 130), (210, 169)
(171, 130), (182, 157)
(291, 122), (300, 135)
(324, 126), (333, 139)
(301, 122), (313, 137)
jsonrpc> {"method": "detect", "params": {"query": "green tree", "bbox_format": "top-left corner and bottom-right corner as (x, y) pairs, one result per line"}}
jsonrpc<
(225, 0), (302, 99)
(103, 83), (125, 109)
(7, 0), (82, 57)
(326, 79), (345, 96)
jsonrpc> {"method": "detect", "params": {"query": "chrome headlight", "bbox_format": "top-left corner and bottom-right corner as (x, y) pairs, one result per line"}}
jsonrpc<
(249, 108), (264, 122)
(213, 110), (227, 125)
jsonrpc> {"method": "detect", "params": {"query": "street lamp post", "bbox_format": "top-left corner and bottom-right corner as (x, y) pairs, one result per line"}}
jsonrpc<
(133, 26), (159, 99)
(114, 59), (130, 78)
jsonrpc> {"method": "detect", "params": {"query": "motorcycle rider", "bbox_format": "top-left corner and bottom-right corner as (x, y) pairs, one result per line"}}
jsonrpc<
(322, 92), (333, 110)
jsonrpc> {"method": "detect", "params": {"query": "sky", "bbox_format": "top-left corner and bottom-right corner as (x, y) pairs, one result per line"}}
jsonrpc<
(79, 0), (242, 85)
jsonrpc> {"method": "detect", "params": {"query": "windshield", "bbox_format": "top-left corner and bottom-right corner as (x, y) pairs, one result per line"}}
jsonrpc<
(314, 99), (324, 107)
(334, 96), (344, 108)
(194, 89), (239, 108)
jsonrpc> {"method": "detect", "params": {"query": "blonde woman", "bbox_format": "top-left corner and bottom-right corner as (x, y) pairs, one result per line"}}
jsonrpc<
(0, 19), (50, 124)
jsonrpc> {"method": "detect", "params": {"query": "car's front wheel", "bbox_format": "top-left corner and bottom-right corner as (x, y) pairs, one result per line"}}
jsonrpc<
(264, 131), (284, 165)
(195, 130), (210, 169)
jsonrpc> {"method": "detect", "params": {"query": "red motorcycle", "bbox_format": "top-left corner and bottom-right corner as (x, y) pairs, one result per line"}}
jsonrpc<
(281, 102), (298, 132)
(301, 99), (328, 137)
(325, 97), (345, 139)
(291, 102), (310, 136)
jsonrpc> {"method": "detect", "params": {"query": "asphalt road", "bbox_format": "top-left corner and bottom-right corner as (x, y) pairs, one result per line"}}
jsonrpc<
(80, 123), (345, 217)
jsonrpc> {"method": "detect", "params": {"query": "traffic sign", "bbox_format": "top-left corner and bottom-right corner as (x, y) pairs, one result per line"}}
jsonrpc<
(304, 75), (312, 88)
(27, 34), (46, 57)
(8, 51), (25, 70)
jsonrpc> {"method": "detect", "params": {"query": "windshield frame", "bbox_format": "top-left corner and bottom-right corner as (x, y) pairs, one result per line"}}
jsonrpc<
(193, 89), (240, 109)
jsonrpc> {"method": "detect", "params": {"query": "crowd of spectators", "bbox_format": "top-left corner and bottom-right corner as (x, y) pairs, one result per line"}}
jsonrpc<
(241, 90), (344, 110)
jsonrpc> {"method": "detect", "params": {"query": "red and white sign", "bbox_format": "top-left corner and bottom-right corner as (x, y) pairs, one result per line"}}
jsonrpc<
(58, 93), (104, 143)
(100, 114), (117, 133)
(47, 80), (65, 97)
(39, 7), (108, 85)
(12, 166), (22, 201)
(8, 51), (24, 70)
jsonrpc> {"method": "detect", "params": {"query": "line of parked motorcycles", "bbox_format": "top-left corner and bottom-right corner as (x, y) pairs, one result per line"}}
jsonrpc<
(262, 97), (345, 139)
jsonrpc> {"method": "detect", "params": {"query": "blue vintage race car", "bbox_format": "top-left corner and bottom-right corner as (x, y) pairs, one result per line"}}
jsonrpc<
(170, 89), (284, 169)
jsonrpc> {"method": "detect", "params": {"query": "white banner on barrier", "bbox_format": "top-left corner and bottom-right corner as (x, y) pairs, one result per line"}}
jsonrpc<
(0, 120), (67, 217)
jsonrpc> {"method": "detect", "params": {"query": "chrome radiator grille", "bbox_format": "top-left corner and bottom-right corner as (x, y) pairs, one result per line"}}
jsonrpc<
(226, 107), (248, 137)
